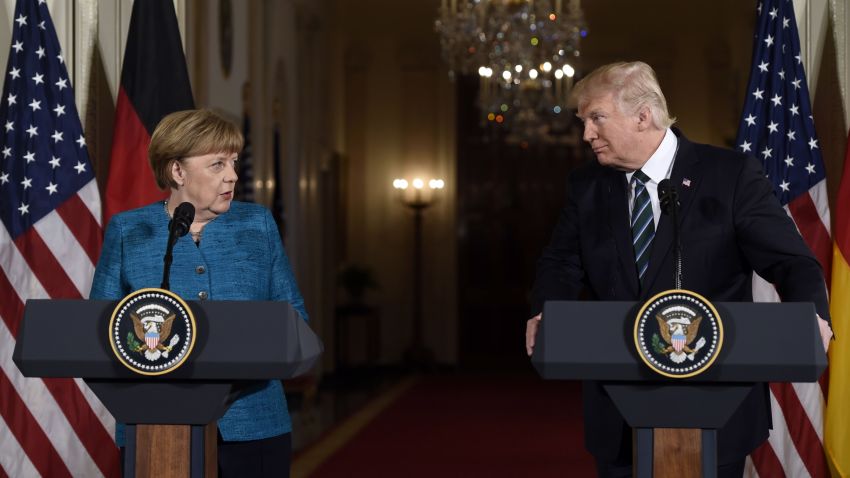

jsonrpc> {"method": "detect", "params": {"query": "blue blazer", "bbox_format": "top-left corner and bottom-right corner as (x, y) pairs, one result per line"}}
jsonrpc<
(90, 201), (308, 442)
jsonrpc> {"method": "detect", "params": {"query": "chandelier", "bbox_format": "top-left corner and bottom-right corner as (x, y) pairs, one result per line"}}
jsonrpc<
(435, 0), (588, 142)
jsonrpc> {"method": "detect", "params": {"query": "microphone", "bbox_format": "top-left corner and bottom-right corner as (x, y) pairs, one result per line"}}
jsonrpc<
(658, 179), (678, 215)
(161, 202), (195, 290)
(658, 179), (683, 289)
(170, 202), (195, 239)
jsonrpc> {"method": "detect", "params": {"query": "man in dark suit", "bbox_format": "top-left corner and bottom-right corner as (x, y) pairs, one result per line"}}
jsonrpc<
(524, 61), (833, 478)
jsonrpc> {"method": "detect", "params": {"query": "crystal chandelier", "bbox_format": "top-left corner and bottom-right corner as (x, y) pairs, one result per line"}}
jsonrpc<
(435, 0), (588, 141)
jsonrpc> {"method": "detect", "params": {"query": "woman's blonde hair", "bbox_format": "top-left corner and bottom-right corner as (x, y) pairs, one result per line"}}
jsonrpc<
(571, 61), (676, 129)
(149, 109), (244, 189)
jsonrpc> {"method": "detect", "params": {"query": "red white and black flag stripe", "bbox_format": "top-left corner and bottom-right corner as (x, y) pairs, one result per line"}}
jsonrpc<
(103, 0), (194, 224)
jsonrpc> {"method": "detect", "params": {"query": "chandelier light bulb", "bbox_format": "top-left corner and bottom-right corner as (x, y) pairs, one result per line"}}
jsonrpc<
(478, 67), (493, 78)
(529, 69), (539, 79)
(562, 64), (575, 78)
(412, 178), (424, 189)
(514, 65), (523, 73)
(554, 69), (564, 79)
(502, 70), (512, 80)
(542, 62), (552, 72)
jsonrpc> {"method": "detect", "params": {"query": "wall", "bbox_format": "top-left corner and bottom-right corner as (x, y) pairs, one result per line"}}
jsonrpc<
(578, 0), (753, 148)
(188, 0), (335, 371)
(329, 0), (458, 364)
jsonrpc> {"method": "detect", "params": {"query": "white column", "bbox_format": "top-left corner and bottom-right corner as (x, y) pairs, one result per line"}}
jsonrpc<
(829, 0), (850, 126)
(793, 0), (829, 100)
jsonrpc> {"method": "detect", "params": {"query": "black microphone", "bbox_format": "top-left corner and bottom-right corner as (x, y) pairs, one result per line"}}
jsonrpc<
(170, 202), (195, 238)
(161, 202), (195, 290)
(658, 179), (678, 215)
(658, 179), (683, 289)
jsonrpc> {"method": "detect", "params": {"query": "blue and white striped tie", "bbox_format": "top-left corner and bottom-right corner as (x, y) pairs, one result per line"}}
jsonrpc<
(631, 170), (655, 288)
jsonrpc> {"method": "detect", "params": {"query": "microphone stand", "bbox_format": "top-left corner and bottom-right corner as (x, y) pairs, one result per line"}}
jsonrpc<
(659, 181), (683, 289)
(161, 203), (195, 291)
(670, 189), (682, 290)
(161, 228), (179, 291)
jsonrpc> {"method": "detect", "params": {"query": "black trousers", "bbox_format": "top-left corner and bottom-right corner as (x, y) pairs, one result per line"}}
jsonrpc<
(218, 432), (292, 478)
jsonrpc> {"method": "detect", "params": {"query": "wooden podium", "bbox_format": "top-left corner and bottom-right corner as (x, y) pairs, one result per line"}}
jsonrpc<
(532, 300), (826, 478)
(13, 299), (323, 478)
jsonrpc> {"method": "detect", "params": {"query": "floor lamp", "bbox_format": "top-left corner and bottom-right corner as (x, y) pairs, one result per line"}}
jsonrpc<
(393, 177), (445, 366)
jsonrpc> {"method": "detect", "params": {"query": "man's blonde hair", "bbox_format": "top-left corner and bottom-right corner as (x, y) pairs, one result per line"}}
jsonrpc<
(149, 109), (244, 190)
(571, 61), (676, 129)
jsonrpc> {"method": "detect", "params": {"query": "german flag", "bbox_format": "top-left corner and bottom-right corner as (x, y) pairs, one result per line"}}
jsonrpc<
(826, 130), (850, 476)
(103, 0), (193, 224)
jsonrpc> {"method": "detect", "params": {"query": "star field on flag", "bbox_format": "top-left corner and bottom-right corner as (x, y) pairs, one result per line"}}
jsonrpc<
(0, 0), (94, 240)
(735, 0), (826, 208)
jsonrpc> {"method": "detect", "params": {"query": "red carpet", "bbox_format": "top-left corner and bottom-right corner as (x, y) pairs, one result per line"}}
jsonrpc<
(302, 374), (594, 477)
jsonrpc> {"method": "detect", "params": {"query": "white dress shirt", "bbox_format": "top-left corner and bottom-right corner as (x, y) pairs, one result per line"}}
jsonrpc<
(626, 128), (679, 228)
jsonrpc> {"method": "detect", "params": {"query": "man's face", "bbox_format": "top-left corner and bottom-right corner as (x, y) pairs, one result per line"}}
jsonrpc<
(577, 92), (643, 171)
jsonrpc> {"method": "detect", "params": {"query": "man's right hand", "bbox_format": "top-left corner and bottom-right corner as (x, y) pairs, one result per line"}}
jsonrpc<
(526, 314), (542, 356)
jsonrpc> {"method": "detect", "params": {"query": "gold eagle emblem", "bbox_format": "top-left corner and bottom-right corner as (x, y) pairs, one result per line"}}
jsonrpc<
(130, 312), (176, 353)
(654, 313), (707, 364)
(655, 313), (702, 354)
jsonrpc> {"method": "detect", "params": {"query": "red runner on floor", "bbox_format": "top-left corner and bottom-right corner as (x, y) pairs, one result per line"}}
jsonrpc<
(307, 373), (594, 477)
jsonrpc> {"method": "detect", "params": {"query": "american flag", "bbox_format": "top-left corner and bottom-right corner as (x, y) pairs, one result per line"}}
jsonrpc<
(0, 0), (118, 476)
(736, 1), (832, 477)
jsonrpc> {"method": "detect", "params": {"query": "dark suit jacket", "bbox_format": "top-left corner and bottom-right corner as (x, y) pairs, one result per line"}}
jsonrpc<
(531, 130), (829, 464)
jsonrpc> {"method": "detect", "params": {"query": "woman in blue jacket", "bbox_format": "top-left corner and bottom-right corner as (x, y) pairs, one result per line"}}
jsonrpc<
(90, 109), (307, 477)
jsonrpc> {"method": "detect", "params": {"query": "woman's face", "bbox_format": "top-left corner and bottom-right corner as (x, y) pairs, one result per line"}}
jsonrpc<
(171, 151), (238, 220)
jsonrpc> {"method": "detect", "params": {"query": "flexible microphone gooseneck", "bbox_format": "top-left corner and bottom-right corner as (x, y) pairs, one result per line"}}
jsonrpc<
(161, 202), (195, 290)
(658, 179), (682, 289)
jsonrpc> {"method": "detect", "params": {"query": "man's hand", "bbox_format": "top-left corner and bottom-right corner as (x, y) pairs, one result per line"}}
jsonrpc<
(526, 314), (542, 356)
(818, 315), (833, 353)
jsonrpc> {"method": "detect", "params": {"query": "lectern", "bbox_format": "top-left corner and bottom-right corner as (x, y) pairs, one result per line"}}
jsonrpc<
(13, 299), (323, 478)
(532, 300), (826, 478)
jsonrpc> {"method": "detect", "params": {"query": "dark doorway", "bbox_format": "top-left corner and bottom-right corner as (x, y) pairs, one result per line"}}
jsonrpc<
(456, 76), (589, 369)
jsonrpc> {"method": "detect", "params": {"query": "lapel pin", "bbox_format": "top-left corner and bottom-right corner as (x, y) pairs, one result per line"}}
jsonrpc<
(682, 178), (692, 187)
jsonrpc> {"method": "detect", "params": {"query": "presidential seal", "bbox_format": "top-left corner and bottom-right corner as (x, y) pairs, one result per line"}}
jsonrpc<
(108, 288), (196, 376)
(633, 289), (723, 379)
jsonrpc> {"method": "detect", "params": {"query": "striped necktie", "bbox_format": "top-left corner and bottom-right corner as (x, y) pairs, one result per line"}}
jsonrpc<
(631, 170), (655, 287)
